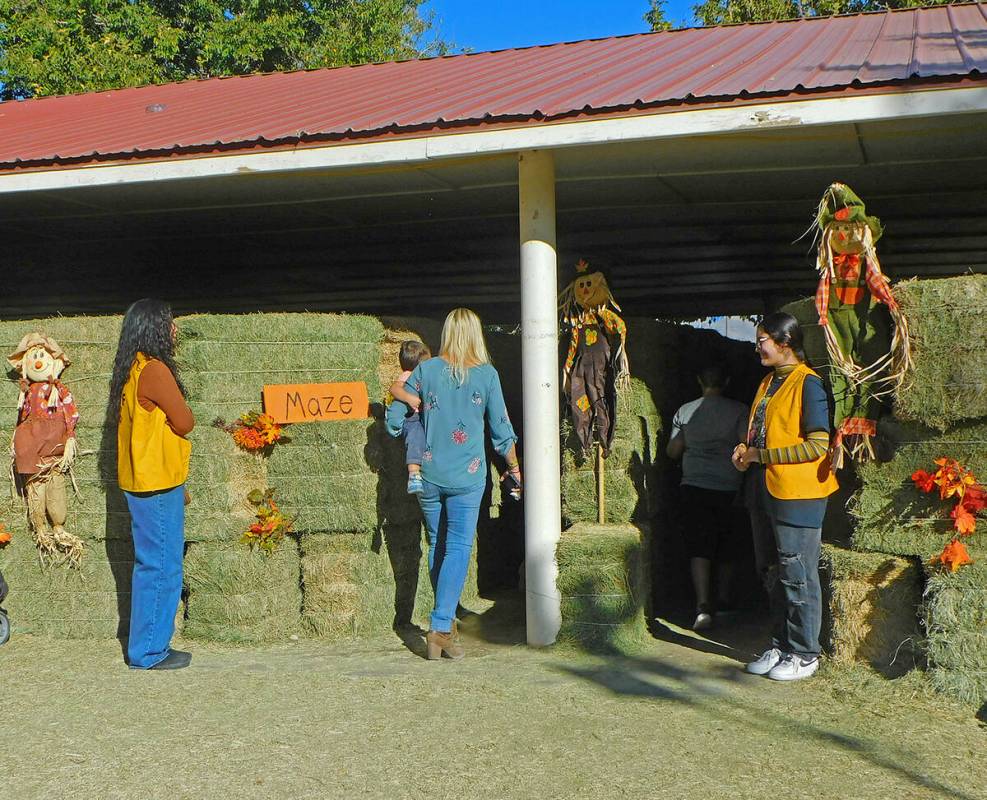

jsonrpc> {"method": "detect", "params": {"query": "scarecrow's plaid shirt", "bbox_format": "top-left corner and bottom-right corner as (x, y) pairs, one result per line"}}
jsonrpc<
(815, 254), (898, 325)
(19, 380), (79, 433)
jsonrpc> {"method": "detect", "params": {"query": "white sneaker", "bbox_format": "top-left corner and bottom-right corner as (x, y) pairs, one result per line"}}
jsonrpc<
(767, 653), (820, 682)
(692, 611), (713, 631)
(745, 647), (784, 675)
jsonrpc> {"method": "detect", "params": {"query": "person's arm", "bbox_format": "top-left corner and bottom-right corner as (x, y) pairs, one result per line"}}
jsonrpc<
(389, 369), (420, 411)
(666, 408), (685, 461)
(138, 360), (194, 436)
(485, 369), (518, 459)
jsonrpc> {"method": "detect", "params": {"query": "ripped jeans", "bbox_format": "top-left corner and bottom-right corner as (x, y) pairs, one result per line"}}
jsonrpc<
(749, 507), (822, 658)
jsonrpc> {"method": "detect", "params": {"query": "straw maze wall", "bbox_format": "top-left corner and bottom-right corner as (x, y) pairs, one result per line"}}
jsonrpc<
(786, 275), (987, 705)
(0, 311), (764, 644)
(0, 313), (491, 642)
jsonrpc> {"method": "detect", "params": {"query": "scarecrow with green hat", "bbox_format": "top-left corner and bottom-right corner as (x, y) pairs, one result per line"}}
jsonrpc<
(559, 258), (629, 457)
(813, 182), (911, 466)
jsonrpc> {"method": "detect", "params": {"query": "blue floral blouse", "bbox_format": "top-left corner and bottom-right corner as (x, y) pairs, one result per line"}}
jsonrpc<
(393, 358), (517, 489)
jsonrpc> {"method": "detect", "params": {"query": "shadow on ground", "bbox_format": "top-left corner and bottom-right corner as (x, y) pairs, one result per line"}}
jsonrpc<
(553, 638), (977, 800)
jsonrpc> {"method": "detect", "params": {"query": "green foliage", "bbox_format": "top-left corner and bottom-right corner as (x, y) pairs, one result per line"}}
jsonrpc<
(643, 0), (673, 31)
(0, 0), (447, 100)
(663, 0), (957, 28)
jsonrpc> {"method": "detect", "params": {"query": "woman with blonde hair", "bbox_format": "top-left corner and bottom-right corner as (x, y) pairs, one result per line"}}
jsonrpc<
(396, 308), (519, 660)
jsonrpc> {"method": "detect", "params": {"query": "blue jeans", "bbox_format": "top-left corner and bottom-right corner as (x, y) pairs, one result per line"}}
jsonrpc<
(403, 412), (425, 466)
(125, 484), (185, 669)
(417, 480), (484, 633)
(750, 503), (822, 658)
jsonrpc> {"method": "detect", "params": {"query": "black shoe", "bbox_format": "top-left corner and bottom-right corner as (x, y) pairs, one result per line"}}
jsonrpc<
(149, 650), (192, 670)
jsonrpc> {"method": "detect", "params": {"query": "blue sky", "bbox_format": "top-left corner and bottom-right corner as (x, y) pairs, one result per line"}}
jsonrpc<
(421, 0), (698, 54)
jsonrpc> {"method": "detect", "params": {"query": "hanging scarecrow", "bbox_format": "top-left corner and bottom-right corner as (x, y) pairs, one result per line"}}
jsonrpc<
(560, 258), (629, 457)
(7, 333), (84, 565)
(813, 183), (912, 467)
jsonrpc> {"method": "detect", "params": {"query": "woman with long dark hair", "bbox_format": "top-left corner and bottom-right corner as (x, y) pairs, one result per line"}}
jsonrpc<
(109, 299), (194, 670)
(732, 312), (837, 682)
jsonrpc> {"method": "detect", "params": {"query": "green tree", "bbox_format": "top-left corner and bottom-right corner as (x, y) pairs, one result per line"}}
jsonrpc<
(0, 0), (447, 99)
(646, 0), (955, 29)
(643, 0), (673, 31)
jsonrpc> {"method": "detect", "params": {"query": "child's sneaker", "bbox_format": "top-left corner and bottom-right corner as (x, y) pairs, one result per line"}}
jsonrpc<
(767, 653), (820, 682)
(407, 474), (424, 495)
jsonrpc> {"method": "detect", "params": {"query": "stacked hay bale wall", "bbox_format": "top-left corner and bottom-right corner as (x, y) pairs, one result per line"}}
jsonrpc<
(555, 522), (650, 653)
(893, 275), (987, 430)
(0, 312), (497, 642)
(923, 561), (987, 705)
(785, 275), (987, 706)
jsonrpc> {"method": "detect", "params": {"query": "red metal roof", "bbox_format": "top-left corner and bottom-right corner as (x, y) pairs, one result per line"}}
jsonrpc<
(0, 3), (985, 170)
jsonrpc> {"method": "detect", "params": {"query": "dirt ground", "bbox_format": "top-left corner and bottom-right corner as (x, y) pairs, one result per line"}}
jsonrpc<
(3, 596), (986, 800)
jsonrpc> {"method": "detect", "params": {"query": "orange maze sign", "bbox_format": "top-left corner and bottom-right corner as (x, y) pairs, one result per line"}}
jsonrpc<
(263, 382), (370, 423)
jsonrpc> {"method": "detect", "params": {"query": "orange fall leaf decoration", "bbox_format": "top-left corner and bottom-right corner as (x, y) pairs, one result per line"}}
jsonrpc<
(913, 457), (984, 539)
(935, 539), (974, 573)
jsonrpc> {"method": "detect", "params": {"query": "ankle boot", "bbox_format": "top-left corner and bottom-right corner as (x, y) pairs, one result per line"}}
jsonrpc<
(426, 629), (464, 661)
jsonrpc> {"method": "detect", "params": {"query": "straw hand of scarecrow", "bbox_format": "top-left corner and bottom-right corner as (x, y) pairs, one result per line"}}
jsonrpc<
(58, 436), (78, 472)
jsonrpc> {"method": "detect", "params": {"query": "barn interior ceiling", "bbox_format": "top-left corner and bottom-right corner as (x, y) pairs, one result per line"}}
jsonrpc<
(3, 109), (986, 322)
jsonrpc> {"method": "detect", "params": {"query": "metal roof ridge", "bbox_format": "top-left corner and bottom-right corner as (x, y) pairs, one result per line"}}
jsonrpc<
(3, 2), (982, 105)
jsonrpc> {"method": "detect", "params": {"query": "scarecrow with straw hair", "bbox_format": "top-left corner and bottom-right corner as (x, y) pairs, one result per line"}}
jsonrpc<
(7, 333), (84, 565)
(560, 258), (629, 457)
(813, 183), (911, 467)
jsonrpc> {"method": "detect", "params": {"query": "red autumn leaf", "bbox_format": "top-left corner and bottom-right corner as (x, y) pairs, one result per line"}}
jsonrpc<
(912, 469), (936, 493)
(936, 539), (974, 572)
(962, 485), (987, 513)
(952, 504), (977, 536)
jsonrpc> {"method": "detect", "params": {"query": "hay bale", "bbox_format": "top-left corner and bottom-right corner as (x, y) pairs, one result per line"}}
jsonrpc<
(0, 533), (131, 638)
(893, 275), (987, 430)
(561, 378), (661, 526)
(851, 417), (987, 557)
(183, 539), (302, 643)
(299, 527), (428, 637)
(923, 559), (987, 706)
(555, 522), (651, 653)
(820, 544), (922, 676)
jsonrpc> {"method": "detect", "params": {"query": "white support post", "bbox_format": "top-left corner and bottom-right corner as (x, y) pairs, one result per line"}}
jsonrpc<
(518, 149), (562, 647)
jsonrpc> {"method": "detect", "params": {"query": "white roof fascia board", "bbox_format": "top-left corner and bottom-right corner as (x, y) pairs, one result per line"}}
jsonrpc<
(1, 84), (985, 195)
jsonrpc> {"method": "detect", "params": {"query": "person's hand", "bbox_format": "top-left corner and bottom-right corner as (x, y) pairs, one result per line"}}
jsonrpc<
(409, 396), (421, 412)
(739, 445), (762, 468)
(732, 443), (751, 472)
(184, 488), (192, 506)
(501, 464), (522, 500)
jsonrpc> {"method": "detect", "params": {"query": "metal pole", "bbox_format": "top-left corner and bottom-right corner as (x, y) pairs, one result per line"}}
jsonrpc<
(518, 149), (562, 647)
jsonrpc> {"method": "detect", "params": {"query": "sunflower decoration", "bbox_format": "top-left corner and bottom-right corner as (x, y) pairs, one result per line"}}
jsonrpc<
(812, 183), (912, 467)
(559, 258), (629, 457)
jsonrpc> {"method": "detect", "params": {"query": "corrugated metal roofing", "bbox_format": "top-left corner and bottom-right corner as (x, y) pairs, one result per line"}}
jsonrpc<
(0, 3), (985, 169)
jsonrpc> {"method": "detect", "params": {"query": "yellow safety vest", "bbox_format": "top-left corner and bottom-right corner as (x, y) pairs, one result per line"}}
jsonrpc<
(748, 363), (839, 501)
(117, 353), (191, 492)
